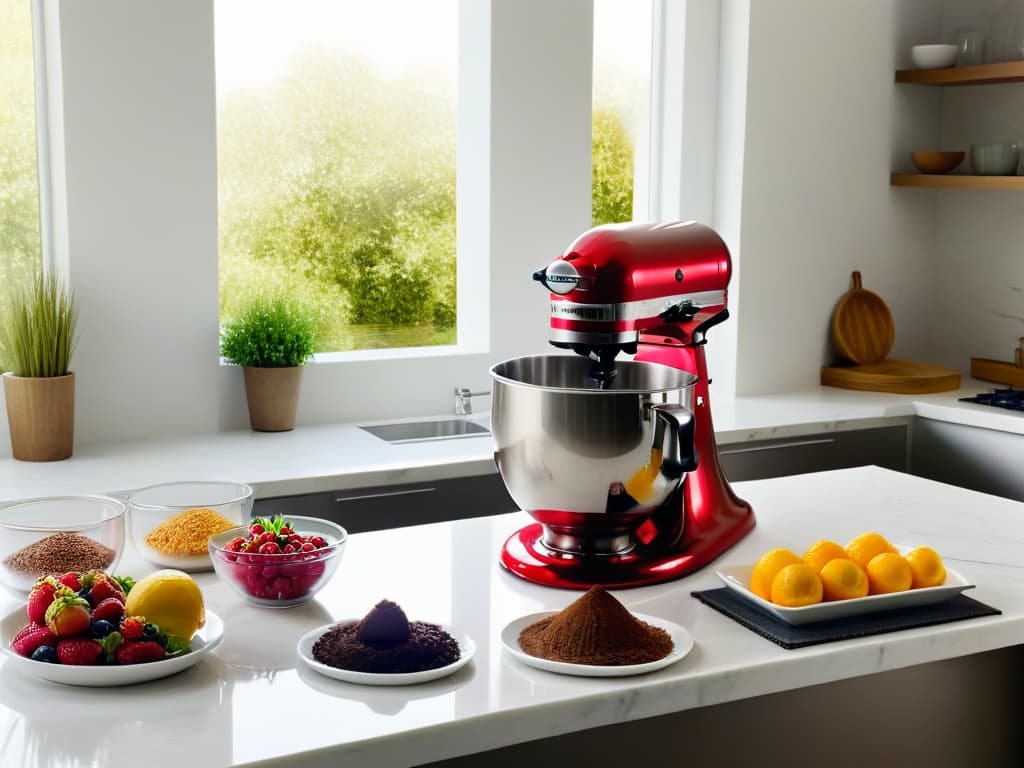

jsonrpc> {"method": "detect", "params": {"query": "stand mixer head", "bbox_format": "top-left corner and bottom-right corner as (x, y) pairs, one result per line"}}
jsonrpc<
(491, 221), (754, 589)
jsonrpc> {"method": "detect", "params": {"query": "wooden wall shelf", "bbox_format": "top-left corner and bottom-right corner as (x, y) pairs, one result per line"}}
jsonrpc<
(895, 61), (1024, 86)
(890, 173), (1024, 190)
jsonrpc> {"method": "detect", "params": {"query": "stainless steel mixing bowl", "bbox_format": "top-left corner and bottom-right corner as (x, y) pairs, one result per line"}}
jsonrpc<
(489, 355), (698, 554)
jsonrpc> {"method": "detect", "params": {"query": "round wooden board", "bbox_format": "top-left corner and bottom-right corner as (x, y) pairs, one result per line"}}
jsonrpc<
(830, 272), (895, 365)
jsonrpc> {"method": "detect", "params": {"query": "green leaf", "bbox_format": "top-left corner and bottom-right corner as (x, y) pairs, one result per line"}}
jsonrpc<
(98, 631), (124, 661)
(112, 575), (136, 595)
(163, 634), (191, 657)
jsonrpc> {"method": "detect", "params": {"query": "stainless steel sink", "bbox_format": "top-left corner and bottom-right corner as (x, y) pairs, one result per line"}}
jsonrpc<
(359, 419), (490, 444)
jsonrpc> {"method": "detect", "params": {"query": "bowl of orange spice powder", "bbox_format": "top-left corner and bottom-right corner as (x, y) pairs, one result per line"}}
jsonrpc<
(127, 481), (253, 572)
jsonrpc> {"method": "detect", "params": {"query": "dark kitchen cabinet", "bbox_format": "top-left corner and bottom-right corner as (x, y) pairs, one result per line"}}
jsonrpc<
(253, 473), (518, 534)
(717, 424), (909, 483)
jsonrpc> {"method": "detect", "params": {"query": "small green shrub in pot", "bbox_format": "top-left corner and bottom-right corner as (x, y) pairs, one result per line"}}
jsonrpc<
(220, 295), (320, 432)
(0, 273), (79, 460)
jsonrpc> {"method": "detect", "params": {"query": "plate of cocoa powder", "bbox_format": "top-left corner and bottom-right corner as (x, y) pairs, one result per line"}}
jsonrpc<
(500, 587), (693, 677)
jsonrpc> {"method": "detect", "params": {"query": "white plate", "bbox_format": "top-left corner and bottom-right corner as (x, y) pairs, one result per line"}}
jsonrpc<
(0, 608), (224, 686)
(716, 563), (975, 626)
(501, 611), (693, 677)
(297, 621), (476, 686)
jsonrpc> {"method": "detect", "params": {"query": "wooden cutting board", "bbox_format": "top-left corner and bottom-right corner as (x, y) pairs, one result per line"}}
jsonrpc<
(821, 359), (961, 394)
(971, 358), (1024, 388)
(830, 272), (895, 364)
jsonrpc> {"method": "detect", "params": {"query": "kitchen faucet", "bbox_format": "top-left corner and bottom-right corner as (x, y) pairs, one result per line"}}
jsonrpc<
(454, 387), (490, 416)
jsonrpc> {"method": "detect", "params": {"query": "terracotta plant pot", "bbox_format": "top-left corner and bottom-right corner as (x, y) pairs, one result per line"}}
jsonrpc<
(242, 366), (303, 432)
(2, 372), (75, 461)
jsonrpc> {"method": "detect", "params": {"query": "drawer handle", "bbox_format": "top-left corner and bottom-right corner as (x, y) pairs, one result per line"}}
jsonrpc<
(718, 438), (835, 456)
(334, 487), (437, 503)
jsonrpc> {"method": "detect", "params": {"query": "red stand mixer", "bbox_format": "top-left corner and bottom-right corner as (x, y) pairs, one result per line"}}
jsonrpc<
(490, 221), (754, 589)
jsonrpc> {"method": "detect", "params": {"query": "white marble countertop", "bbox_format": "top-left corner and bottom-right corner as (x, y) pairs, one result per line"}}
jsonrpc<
(0, 466), (1022, 768)
(0, 380), (1020, 505)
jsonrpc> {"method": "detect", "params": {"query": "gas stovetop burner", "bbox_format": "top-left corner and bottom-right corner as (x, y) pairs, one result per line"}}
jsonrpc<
(959, 387), (1024, 412)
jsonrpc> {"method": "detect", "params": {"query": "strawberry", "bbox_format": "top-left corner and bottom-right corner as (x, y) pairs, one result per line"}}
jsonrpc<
(44, 594), (92, 637)
(10, 623), (57, 657)
(57, 572), (82, 592)
(92, 597), (125, 624)
(56, 638), (103, 665)
(119, 616), (145, 641)
(26, 576), (60, 624)
(115, 640), (165, 665)
(84, 572), (125, 606)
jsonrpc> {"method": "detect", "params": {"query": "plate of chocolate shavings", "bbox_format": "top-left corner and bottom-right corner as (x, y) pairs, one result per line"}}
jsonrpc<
(296, 615), (476, 687)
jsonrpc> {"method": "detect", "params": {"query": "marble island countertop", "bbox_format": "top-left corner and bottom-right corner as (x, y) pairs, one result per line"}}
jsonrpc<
(0, 380), (1020, 505)
(0, 466), (1022, 768)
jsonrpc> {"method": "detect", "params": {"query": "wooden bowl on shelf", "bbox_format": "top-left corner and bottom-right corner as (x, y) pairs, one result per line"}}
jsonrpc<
(911, 151), (964, 174)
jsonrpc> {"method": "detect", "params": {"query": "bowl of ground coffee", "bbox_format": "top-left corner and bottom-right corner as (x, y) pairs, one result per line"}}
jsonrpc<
(0, 495), (126, 596)
(501, 586), (694, 677)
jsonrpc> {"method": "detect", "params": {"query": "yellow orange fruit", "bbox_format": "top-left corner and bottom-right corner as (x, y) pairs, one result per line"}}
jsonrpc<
(750, 548), (802, 600)
(770, 563), (824, 607)
(124, 569), (206, 640)
(802, 540), (848, 574)
(819, 558), (869, 601)
(905, 546), (946, 588)
(866, 552), (913, 595)
(845, 532), (898, 570)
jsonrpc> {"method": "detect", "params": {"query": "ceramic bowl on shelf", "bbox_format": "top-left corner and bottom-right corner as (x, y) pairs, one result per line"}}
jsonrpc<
(208, 516), (347, 608)
(127, 481), (253, 572)
(911, 151), (964, 174)
(0, 496), (126, 596)
(911, 44), (958, 70)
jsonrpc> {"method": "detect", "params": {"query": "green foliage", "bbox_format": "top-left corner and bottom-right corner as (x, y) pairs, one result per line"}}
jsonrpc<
(217, 51), (457, 352)
(219, 295), (319, 368)
(592, 106), (634, 226)
(0, 272), (77, 377)
(0, 0), (42, 293)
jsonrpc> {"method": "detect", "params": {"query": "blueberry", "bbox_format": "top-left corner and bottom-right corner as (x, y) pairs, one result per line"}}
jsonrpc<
(142, 623), (160, 640)
(78, 588), (92, 602)
(90, 619), (115, 639)
(31, 645), (58, 663)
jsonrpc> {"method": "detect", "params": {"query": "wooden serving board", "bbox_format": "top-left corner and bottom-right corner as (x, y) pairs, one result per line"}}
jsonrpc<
(971, 358), (1024, 388)
(821, 358), (961, 394)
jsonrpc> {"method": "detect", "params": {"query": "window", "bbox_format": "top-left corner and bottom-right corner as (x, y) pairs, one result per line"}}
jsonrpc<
(592, 0), (653, 226)
(215, 0), (458, 354)
(0, 0), (42, 296)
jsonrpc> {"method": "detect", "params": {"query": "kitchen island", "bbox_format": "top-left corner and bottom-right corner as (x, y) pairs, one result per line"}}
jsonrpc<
(0, 466), (1022, 767)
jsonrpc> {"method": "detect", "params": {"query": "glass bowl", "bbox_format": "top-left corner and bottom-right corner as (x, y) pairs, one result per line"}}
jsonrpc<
(127, 481), (254, 572)
(208, 516), (347, 608)
(0, 495), (127, 596)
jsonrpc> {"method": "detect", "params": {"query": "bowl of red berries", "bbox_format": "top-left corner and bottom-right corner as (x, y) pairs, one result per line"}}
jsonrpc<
(208, 515), (347, 608)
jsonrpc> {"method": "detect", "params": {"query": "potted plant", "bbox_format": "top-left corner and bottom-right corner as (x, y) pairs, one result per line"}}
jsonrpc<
(220, 294), (319, 432)
(0, 273), (78, 461)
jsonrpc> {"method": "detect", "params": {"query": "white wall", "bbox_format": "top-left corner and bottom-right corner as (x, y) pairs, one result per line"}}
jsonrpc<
(933, 0), (1024, 371)
(0, 0), (593, 458)
(730, 0), (946, 395)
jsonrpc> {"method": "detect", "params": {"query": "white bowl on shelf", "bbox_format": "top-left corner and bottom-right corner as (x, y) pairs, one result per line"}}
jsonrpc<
(911, 44), (958, 70)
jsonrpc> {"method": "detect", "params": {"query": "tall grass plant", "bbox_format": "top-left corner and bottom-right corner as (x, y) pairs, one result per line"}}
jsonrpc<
(0, 272), (77, 377)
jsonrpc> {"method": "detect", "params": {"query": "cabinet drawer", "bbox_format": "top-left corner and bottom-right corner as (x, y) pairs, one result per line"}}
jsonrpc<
(718, 425), (908, 483)
(254, 473), (517, 533)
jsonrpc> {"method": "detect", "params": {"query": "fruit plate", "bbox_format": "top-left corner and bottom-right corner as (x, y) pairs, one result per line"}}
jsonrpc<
(500, 611), (693, 678)
(715, 565), (975, 626)
(0, 608), (224, 686)
(297, 622), (476, 686)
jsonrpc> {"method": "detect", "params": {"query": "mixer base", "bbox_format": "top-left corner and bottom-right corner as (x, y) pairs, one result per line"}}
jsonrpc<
(500, 519), (752, 589)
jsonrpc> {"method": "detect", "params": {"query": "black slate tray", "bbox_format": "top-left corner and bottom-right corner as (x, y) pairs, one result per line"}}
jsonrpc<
(691, 587), (1001, 650)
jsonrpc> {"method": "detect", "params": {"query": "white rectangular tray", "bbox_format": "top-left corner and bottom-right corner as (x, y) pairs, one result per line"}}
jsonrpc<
(716, 564), (975, 626)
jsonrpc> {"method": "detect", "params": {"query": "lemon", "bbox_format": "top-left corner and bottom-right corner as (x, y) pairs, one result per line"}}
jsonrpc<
(845, 532), (898, 571)
(801, 540), (847, 574)
(865, 552), (913, 595)
(124, 569), (205, 640)
(750, 549), (802, 600)
(905, 546), (946, 589)
(770, 563), (823, 607)
(819, 558), (869, 601)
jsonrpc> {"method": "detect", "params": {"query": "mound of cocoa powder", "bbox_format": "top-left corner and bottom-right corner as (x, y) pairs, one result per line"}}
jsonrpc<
(518, 586), (673, 666)
(313, 599), (460, 674)
(2, 532), (116, 577)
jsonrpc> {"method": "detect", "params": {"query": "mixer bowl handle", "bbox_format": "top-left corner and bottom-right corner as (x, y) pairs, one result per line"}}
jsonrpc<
(653, 404), (698, 479)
